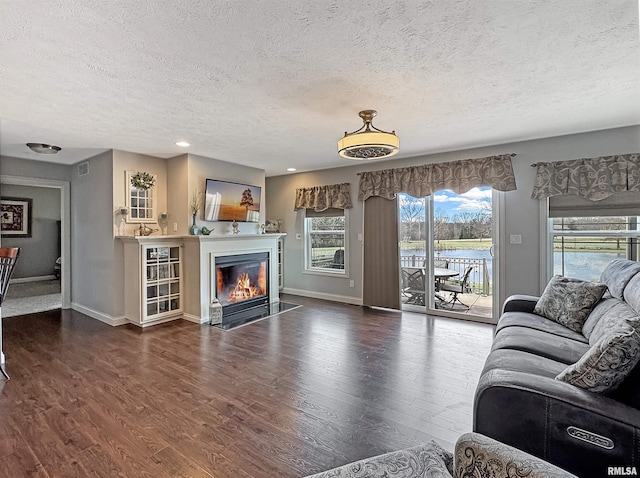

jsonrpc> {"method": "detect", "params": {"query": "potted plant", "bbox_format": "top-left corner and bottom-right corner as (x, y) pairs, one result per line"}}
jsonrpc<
(190, 190), (201, 235)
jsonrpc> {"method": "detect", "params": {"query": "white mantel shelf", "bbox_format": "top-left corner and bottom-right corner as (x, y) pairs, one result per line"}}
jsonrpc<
(184, 233), (287, 241)
(117, 233), (286, 242)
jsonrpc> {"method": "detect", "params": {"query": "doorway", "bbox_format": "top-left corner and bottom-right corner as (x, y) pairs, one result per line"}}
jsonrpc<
(0, 176), (71, 313)
(399, 187), (499, 323)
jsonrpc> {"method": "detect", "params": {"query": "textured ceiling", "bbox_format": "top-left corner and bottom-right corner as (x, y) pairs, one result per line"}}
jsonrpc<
(1, 1), (639, 176)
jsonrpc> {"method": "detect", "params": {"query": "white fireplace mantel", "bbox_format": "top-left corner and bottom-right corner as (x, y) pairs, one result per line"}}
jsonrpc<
(181, 233), (286, 323)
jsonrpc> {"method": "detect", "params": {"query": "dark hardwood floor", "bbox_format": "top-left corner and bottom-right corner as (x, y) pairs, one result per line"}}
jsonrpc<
(0, 294), (495, 477)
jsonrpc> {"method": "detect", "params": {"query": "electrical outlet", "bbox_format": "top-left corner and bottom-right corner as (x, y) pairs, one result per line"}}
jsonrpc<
(173, 222), (178, 232)
(349, 280), (355, 288)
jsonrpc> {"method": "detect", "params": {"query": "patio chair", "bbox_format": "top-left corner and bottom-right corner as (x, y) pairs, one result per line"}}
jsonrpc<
(433, 258), (449, 268)
(0, 247), (21, 380)
(401, 267), (426, 305)
(439, 265), (473, 310)
(330, 249), (344, 269)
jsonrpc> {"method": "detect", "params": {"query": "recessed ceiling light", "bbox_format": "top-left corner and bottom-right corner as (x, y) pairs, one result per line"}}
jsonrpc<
(26, 143), (61, 154)
(287, 168), (297, 172)
(175, 141), (190, 147)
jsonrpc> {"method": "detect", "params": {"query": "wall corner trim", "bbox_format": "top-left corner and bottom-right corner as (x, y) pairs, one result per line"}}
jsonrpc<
(71, 303), (128, 327)
(182, 313), (207, 324)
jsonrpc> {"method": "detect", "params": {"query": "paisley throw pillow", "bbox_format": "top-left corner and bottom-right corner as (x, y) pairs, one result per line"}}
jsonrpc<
(556, 325), (640, 392)
(534, 275), (607, 333)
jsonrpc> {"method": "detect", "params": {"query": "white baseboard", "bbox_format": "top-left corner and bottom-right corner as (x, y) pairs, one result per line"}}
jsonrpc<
(10, 275), (56, 284)
(131, 315), (183, 328)
(182, 313), (208, 324)
(282, 287), (363, 306)
(71, 302), (128, 327)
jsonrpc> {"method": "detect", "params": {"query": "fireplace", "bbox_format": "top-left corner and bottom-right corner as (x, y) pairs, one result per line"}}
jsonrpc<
(215, 252), (269, 316)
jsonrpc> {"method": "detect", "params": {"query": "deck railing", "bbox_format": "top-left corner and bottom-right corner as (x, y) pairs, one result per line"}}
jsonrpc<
(400, 255), (490, 295)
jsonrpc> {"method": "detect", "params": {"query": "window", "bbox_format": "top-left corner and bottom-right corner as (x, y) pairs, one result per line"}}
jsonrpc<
(304, 209), (347, 274)
(551, 216), (639, 281)
(547, 192), (640, 281)
(126, 171), (156, 223)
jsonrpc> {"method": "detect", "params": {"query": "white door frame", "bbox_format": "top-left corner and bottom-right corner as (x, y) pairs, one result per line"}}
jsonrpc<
(0, 175), (71, 309)
(492, 189), (505, 322)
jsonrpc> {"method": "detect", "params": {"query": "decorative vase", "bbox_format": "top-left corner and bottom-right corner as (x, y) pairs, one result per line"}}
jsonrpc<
(232, 220), (239, 235)
(189, 214), (200, 235)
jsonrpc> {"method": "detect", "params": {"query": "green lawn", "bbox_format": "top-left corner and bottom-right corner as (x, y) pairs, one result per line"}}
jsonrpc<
(552, 237), (628, 253)
(403, 239), (492, 251)
(401, 237), (628, 254)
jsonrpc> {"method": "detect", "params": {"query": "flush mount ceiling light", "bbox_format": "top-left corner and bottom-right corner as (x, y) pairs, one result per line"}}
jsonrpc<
(26, 143), (61, 154)
(175, 141), (190, 147)
(337, 110), (399, 160)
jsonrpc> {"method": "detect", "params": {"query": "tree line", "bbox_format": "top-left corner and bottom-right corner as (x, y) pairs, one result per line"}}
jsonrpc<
(400, 201), (491, 241)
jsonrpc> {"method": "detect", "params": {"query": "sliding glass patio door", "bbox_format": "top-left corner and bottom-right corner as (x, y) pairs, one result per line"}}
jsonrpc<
(399, 188), (498, 322)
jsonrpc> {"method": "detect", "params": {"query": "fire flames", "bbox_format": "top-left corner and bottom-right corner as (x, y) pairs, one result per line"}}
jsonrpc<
(228, 272), (262, 303)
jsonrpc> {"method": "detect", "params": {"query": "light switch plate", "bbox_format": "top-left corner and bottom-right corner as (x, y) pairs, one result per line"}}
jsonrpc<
(510, 234), (522, 244)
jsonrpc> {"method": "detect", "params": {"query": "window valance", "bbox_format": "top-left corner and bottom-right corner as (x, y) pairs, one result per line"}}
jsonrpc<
(357, 154), (517, 201)
(531, 153), (640, 201)
(294, 183), (353, 212)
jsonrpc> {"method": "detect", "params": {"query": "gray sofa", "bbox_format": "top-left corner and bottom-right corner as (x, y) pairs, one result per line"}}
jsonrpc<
(474, 259), (640, 477)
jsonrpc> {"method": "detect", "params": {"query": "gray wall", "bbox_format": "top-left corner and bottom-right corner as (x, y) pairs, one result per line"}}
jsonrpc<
(0, 155), (71, 182)
(0, 184), (61, 278)
(71, 150), (117, 317)
(266, 126), (640, 309)
(166, 154), (189, 235)
(112, 150), (169, 237)
(169, 153), (266, 236)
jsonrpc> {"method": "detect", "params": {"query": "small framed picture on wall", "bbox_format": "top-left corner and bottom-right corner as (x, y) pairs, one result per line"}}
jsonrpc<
(1, 197), (33, 237)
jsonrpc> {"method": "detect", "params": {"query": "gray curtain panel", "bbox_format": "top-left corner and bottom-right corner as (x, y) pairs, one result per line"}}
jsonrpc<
(357, 154), (516, 201)
(363, 196), (400, 310)
(531, 152), (639, 201)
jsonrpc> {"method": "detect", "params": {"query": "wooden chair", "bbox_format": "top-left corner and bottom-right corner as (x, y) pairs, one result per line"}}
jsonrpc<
(0, 248), (20, 306)
(439, 265), (473, 310)
(0, 247), (20, 380)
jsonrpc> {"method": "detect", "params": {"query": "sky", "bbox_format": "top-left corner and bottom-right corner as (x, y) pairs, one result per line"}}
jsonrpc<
(400, 187), (492, 217)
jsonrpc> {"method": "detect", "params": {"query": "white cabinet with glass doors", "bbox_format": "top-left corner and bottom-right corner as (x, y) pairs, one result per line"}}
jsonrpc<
(121, 237), (183, 326)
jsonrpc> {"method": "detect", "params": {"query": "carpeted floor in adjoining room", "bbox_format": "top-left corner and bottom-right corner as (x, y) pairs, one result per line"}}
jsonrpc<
(1, 279), (61, 317)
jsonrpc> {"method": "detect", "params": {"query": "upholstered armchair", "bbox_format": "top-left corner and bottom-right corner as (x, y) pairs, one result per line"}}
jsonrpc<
(304, 432), (576, 478)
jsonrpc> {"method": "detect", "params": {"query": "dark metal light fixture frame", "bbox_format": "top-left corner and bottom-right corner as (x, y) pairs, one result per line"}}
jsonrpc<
(26, 143), (62, 154)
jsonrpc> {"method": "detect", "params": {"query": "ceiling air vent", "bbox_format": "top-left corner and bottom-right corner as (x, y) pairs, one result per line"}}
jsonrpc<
(77, 161), (89, 177)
